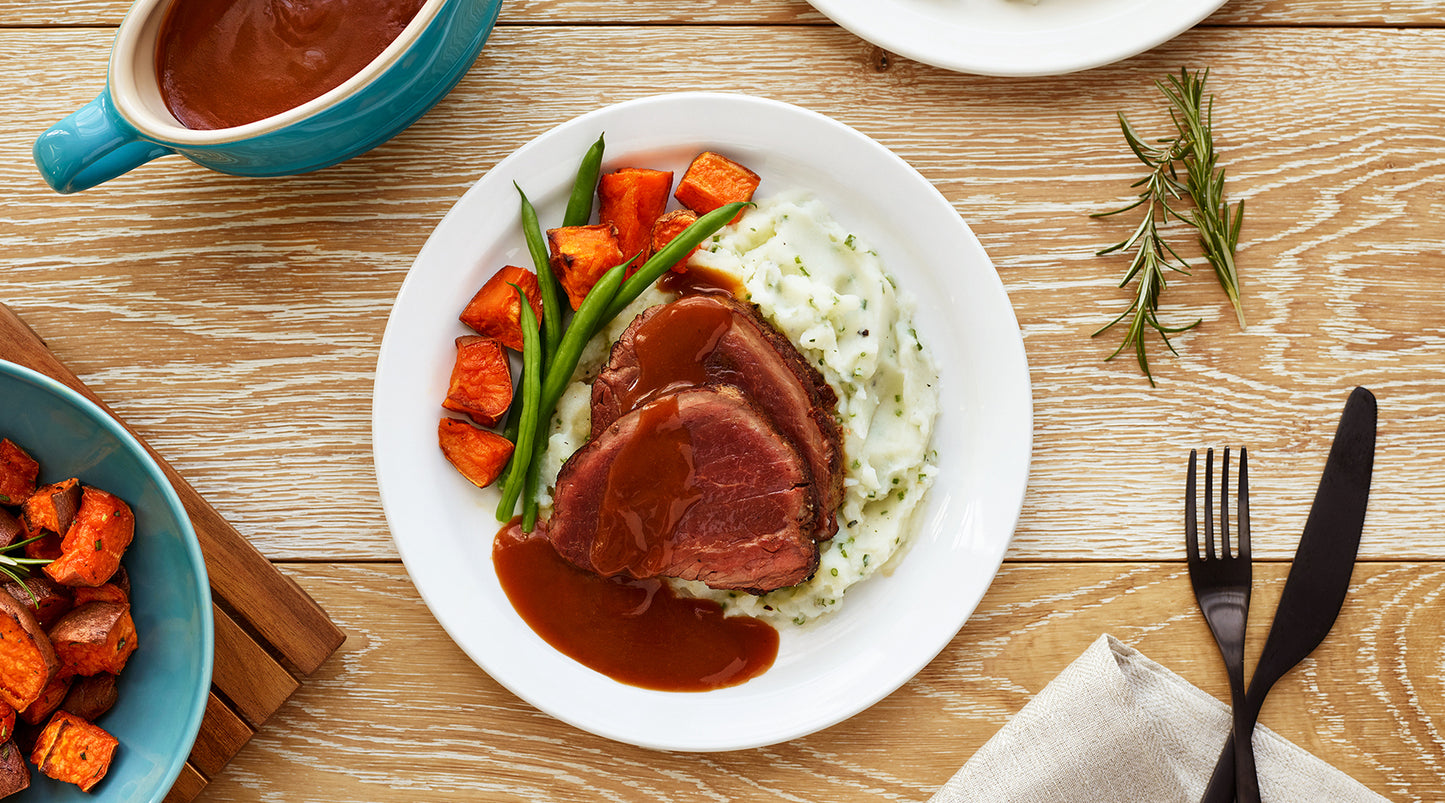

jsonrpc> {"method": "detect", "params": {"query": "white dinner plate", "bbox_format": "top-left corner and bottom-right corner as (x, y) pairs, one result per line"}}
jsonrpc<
(807, 0), (1229, 76)
(372, 92), (1032, 751)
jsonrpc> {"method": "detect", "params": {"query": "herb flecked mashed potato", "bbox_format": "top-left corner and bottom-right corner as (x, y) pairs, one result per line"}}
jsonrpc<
(539, 191), (940, 626)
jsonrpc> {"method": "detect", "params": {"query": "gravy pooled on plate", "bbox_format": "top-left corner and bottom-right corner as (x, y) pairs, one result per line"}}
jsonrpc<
(493, 520), (778, 692)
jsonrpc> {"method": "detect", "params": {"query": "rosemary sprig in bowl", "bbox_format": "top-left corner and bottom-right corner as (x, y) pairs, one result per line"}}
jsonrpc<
(0, 534), (55, 605)
(1094, 67), (1245, 385)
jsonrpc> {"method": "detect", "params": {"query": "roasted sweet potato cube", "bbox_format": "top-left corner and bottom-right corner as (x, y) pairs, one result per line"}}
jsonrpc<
(2, 577), (74, 630)
(0, 740), (27, 797)
(547, 224), (625, 309)
(438, 418), (514, 489)
(0, 592), (58, 711)
(23, 532), (61, 562)
(674, 151), (760, 222)
(599, 168), (674, 261)
(47, 602), (137, 678)
(21, 478), (79, 539)
(0, 441), (37, 507)
(71, 582), (127, 608)
(60, 673), (118, 722)
(458, 265), (544, 352)
(19, 674), (70, 726)
(648, 209), (703, 276)
(45, 487), (134, 588)
(12, 720), (38, 757)
(0, 702), (14, 744)
(31, 711), (117, 792)
(0, 509), (23, 551)
(109, 566), (130, 598)
(440, 336), (513, 428)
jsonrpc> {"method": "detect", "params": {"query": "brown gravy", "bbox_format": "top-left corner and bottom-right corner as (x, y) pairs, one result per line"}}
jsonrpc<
(156, 0), (427, 130)
(590, 394), (699, 578)
(657, 264), (744, 298)
(493, 520), (778, 692)
(606, 297), (735, 416)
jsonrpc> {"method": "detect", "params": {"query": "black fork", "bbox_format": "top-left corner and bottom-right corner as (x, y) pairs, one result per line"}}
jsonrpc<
(1186, 448), (1253, 802)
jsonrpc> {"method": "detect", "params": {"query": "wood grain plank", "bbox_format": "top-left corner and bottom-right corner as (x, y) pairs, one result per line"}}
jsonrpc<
(0, 0), (1437, 28)
(188, 693), (256, 778)
(163, 763), (208, 803)
(191, 562), (1444, 802)
(1, 26), (1441, 564)
(211, 602), (301, 726)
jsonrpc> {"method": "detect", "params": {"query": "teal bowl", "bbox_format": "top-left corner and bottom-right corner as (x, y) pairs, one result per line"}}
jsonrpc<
(34, 0), (503, 193)
(0, 361), (213, 802)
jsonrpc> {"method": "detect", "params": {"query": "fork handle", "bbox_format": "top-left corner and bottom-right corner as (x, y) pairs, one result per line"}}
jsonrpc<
(1200, 693), (1264, 803)
(1234, 695), (1263, 803)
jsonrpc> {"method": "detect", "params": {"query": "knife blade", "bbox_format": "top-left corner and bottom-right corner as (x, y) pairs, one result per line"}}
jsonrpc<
(1199, 385), (1377, 803)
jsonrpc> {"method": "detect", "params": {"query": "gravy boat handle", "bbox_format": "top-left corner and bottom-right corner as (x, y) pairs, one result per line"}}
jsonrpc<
(34, 91), (174, 193)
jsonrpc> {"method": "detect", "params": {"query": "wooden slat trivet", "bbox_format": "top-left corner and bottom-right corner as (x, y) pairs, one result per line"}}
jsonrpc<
(0, 303), (346, 802)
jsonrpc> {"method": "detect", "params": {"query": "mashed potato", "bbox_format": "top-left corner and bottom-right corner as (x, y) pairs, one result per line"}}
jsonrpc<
(539, 191), (939, 626)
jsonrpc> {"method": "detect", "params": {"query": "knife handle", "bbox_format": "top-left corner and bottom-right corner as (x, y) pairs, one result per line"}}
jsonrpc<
(1237, 758), (1261, 801)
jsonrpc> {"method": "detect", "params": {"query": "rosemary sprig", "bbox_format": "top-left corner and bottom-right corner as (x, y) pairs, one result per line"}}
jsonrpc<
(1092, 114), (1200, 386)
(1161, 69), (1246, 328)
(1094, 67), (1246, 385)
(0, 534), (54, 606)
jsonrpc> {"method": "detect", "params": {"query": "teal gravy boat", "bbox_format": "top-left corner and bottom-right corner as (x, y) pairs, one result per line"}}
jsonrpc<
(33, 0), (503, 193)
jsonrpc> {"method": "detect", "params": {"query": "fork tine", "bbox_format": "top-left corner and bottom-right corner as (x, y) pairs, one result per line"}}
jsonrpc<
(1204, 448), (1216, 560)
(1186, 450), (1198, 559)
(1221, 447), (1232, 558)
(1238, 447), (1250, 560)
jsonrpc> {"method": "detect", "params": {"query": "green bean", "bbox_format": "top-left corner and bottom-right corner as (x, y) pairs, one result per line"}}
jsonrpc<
(497, 135), (605, 510)
(539, 260), (627, 416)
(495, 284), (543, 523)
(520, 428), (544, 531)
(601, 201), (749, 323)
(493, 376), (526, 499)
(494, 213), (544, 499)
(509, 261), (628, 527)
(563, 133), (605, 228)
(501, 382), (525, 445)
(515, 183), (565, 365)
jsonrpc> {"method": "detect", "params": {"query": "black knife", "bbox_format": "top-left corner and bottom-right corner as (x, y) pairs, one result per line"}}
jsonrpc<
(1200, 386), (1377, 803)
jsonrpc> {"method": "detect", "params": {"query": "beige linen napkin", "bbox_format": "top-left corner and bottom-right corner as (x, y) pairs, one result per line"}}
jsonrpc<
(930, 635), (1385, 803)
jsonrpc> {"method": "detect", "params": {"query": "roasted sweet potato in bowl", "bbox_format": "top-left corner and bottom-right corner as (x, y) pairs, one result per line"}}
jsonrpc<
(0, 361), (213, 802)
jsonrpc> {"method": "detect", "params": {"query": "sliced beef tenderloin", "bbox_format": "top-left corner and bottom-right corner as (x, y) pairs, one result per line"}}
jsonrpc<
(549, 385), (819, 594)
(590, 294), (844, 541)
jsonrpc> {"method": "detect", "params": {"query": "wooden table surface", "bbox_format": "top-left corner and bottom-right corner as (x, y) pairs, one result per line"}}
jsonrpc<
(2, 0), (1442, 800)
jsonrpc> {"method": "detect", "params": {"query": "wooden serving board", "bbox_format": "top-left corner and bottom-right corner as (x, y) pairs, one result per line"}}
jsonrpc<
(0, 303), (346, 802)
